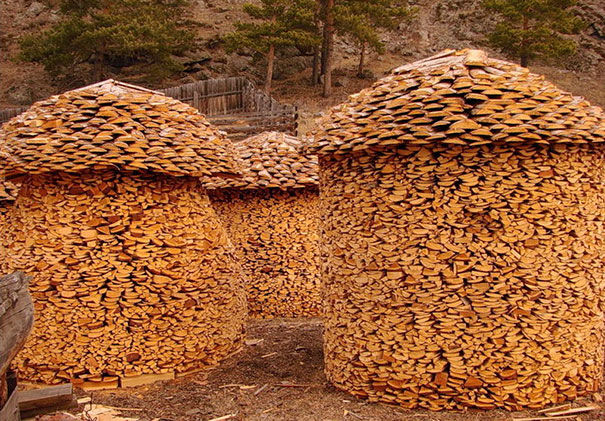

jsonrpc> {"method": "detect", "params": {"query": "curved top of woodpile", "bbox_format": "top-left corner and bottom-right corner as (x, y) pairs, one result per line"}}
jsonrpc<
(203, 131), (318, 190)
(308, 49), (605, 156)
(0, 79), (241, 178)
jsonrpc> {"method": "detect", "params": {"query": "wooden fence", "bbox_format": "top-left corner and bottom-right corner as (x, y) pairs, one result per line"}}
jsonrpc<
(160, 77), (298, 140)
(0, 108), (28, 124)
(0, 77), (298, 141)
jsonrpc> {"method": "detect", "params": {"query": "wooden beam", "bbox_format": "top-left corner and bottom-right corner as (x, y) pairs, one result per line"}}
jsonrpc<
(18, 383), (77, 418)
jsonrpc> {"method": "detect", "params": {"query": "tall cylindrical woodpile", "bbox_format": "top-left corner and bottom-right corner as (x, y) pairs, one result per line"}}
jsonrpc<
(205, 132), (320, 317)
(308, 49), (605, 410)
(0, 80), (247, 386)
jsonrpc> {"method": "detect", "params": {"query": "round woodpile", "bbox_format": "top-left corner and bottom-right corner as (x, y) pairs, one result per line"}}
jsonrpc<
(0, 80), (247, 385)
(308, 49), (605, 410)
(205, 132), (320, 317)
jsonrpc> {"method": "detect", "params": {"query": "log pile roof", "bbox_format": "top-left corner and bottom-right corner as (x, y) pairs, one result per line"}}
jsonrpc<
(0, 80), (241, 177)
(204, 131), (318, 190)
(309, 49), (605, 155)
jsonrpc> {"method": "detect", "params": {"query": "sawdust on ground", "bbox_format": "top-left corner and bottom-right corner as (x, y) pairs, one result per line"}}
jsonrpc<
(63, 318), (605, 421)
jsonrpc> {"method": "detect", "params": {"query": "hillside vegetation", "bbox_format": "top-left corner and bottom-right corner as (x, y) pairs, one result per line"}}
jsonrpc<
(1, 0), (604, 133)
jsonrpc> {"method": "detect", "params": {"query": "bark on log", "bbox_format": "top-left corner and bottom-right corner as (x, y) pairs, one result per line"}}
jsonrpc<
(0, 271), (34, 376)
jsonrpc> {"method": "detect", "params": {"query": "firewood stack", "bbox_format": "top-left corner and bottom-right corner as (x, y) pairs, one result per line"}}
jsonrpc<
(0, 80), (247, 386)
(0, 180), (17, 271)
(204, 131), (320, 317)
(308, 49), (605, 410)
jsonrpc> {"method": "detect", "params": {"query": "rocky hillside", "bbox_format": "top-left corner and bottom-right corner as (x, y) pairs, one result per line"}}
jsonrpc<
(1, 0), (604, 132)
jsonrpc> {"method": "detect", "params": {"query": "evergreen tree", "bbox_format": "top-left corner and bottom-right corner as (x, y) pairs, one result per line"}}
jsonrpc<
(483, 0), (585, 66)
(224, 0), (320, 92)
(20, 0), (198, 83)
(334, 0), (415, 77)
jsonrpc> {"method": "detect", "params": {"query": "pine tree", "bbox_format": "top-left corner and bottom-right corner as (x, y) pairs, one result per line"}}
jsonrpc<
(334, 0), (415, 77)
(224, 0), (320, 92)
(483, 0), (585, 67)
(19, 0), (198, 83)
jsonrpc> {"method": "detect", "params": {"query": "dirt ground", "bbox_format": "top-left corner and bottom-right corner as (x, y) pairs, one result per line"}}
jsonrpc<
(72, 318), (604, 421)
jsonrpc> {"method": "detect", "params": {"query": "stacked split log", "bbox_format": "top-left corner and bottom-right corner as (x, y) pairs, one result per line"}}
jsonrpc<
(205, 132), (320, 317)
(0, 80), (246, 385)
(0, 181), (17, 273)
(308, 49), (605, 410)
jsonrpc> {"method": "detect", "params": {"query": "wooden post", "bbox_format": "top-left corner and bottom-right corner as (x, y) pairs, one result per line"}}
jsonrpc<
(193, 90), (199, 112)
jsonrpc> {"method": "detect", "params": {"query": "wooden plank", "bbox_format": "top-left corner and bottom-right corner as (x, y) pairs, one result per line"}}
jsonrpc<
(545, 406), (599, 416)
(0, 107), (28, 124)
(513, 417), (584, 421)
(538, 404), (572, 413)
(120, 372), (175, 388)
(78, 380), (119, 391)
(18, 384), (76, 418)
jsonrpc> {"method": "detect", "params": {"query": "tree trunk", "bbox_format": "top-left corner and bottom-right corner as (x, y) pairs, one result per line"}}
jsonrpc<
(322, 0), (334, 98)
(312, 44), (321, 85)
(321, 26), (328, 75)
(312, 5), (321, 85)
(94, 52), (103, 82)
(93, 42), (106, 82)
(520, 15), (529, 67)
(520, 54), (528, 67)
(320, 0), (329, 76)
(357, 42), (366, 77)
(265, 43), (275, 93)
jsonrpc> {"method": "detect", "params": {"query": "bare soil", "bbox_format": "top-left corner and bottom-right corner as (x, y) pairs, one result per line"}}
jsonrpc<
(77, 318), (604, 421)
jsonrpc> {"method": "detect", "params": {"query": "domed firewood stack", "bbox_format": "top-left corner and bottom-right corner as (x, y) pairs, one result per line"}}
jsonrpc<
(204, 131), (320, 317)
(308, 49), (605, 410)
(0, 80), (247, 386)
